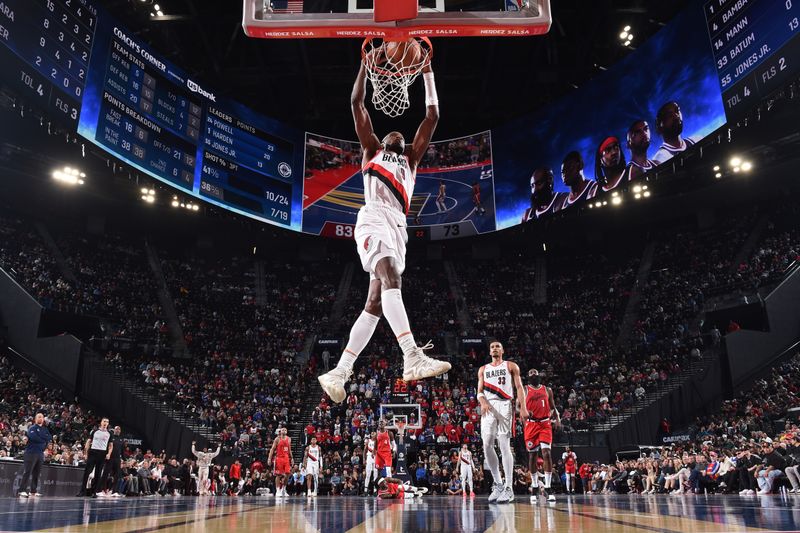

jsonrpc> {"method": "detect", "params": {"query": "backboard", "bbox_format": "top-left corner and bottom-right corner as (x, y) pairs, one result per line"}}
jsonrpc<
(243, 0), (552, 39)
(379, 403), (422, 430)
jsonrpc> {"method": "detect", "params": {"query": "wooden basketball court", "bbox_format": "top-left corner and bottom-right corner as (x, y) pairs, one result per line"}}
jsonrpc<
(3, 494), (800, 532)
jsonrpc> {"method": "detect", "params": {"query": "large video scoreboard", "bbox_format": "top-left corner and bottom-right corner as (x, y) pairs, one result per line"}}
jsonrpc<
(0, 0), (96, 127)
(0, 0), (303, 231)
(706, 0), (800, 120)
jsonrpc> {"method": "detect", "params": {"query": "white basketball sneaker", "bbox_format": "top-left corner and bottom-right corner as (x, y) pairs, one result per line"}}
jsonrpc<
(496, 486), (514, 504)
(318, 367), (352, 404)
(488, 483), (504, 503)
(402, 343), (451, 381)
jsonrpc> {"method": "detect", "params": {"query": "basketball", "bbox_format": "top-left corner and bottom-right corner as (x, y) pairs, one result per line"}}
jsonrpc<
(384, 39), (422, 70)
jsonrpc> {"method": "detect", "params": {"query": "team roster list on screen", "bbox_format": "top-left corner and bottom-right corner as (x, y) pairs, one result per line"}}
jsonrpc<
(78, 22), (303, 230)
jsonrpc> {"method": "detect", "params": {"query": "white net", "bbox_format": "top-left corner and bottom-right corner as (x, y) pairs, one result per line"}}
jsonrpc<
(362, 37), (433, 118)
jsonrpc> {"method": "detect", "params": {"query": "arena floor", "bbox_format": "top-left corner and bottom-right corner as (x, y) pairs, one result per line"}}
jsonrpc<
(2, 494), (800, 532)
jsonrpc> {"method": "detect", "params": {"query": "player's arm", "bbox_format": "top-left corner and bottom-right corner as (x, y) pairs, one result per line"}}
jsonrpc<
(477, 366), (490, 415)
(408, 62), (439, 170)
(267, 438), (277, 464)
(302, 447), (308, 470)
(547, 387), (561, 429)
(510, 362), (529, 420)
(288, 437), (294, 467)
(351, 63), (381, 159)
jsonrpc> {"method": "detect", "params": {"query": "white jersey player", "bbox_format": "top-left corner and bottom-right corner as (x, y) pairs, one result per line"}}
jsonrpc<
(364, 432), (378, 494)
(302, 437), (322, 497)
(458, 444), (476, 496)
(478, 340), (528, 504)
(652, 101), (697, 164)
(319, 53), (450, 404)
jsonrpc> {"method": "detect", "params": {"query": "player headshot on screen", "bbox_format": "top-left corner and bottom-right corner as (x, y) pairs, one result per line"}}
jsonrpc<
(653, 101), (697, 164)
(594, 136), (627, 193)
(624, 120), (657, 182)
(521, 167), (560, 222)
(559, 151), (597, 210)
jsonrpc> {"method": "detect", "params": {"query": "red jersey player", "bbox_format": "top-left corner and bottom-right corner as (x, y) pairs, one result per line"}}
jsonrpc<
(562, 446), (578, 494)
(377, 477), (405, 500)
(524, 368), (560, 503)
(375, 419), (396, 477)
(268, 427), (293, 498)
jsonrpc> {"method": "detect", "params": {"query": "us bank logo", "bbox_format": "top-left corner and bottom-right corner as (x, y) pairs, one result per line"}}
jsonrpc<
(187, 79), (217, 102)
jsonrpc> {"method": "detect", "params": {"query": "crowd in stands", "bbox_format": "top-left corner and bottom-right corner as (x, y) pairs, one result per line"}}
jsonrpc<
(564, 353), (800, 496)
(0, 354), (93, 464)
(0, 213), (74, 310)
(2, 200), (799, 498)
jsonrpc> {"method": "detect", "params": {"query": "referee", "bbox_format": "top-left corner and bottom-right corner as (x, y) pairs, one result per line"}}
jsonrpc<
(77, 417), (112, 498)
(98, 426), (125, 496)
(17, 412), (52, 498)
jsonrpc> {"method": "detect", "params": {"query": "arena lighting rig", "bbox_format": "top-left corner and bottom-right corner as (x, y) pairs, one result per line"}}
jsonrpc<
(52, 167), (85, 186)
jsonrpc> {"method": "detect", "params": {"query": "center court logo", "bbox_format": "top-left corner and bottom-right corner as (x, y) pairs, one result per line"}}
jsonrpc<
(186, 79), (217, 102)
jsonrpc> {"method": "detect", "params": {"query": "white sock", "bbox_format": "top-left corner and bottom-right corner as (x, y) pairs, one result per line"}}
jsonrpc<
(483, 441), (502, 486)
(381, 288), (417, 356)
(565, 476), (571, 491)
(544, 472), (552, 489)
(498, 435), (514, 489)
(531, 474), (539, 489)
(336, 311), (380, 372)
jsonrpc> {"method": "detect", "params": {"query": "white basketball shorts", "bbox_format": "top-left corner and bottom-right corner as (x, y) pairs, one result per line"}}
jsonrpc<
(355, 203), (407, 281)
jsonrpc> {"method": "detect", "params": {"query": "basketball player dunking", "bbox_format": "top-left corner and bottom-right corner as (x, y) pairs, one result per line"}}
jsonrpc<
(363, 431), (378, 494)
(478, 340), (528, 504)
(302, 436), (322, 497)
(268, 428), (293, 498)
(524, 369), (560, 503)
(318, 50), (450, 404)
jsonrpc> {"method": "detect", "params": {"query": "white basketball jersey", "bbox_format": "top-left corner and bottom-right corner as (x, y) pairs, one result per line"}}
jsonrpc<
(460, 450), (473, 467)
(307, 445), (320, 464)
(362, 149), (416, 214)
(483, 361), (514, 400)
(366, 438), (376, 461)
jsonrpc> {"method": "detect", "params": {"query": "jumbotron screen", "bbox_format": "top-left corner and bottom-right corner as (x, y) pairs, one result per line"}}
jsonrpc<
(1, 0), (771, 239)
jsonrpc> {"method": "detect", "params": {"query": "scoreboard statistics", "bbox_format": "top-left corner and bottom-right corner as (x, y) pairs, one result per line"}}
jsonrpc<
(0, 0), (96, 128)
(77, 12), (303, 230)
(706, 0), (800, 120)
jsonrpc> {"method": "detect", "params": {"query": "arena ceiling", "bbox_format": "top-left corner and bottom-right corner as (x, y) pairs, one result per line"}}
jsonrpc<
(98, 1), (691, 138)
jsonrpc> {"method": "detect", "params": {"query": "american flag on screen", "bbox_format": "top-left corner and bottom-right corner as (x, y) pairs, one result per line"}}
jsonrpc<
(270, 0), (304, 13)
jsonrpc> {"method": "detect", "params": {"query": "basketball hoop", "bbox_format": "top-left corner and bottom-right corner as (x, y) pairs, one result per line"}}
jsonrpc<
(362, 37), (432, 118)
(395, 419), (407, 438)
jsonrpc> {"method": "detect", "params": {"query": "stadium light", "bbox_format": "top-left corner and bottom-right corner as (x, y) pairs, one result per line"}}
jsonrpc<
(741, 161), (752, 171)
(612, 196), (622, 206)
(634, 193), (641, 200)
(643, 191), (651, 198)
(715, 172), (722, 178)
(632, 185), (642, 193)
(713, 165), (720, 171)
(730, 156), (742, 167)
(52, 166), (85, 186)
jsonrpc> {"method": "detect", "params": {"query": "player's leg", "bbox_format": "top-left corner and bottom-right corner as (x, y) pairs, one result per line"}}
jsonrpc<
(495, 403), (515, 503)
(541, 444), (555, 501)
(306, 470), (313, 496)
(318, 279), (382, 403)
(529, 450), (540, 502)
(482, 410), (504, 503)
(374, 255), (451, 380)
